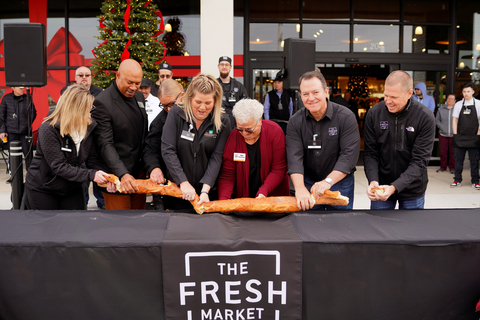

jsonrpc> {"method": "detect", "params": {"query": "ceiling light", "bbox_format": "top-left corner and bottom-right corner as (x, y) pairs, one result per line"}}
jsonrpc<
(415, 26), (423, 35)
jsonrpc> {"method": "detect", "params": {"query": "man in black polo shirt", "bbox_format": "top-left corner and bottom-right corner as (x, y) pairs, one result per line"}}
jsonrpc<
(286, 71), (360, 211)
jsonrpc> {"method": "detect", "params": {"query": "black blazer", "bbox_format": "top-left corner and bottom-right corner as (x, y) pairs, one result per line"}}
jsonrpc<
(92, 83), (148, 179)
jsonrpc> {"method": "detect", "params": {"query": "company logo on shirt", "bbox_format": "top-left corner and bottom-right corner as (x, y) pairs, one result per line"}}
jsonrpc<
(406, 126), (415, 132)
(328, 127), (337, 136)
(380, 121), (388, 130)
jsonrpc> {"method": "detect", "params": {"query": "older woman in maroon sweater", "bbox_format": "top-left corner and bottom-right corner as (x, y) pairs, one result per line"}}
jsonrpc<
(218, 98), (289, 199)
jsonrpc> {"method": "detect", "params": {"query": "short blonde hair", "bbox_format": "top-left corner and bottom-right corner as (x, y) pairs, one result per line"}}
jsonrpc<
(183, 74), (224, 131)
(46, 85), (93, 137)
(385, 70), (413, 93)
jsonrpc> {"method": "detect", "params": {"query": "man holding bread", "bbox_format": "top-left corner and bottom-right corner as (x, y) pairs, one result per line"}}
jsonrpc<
(363, 71), (435, 209)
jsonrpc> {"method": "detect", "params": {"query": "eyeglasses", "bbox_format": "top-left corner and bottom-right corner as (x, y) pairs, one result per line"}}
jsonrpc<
(90, 105), (96, 113)
(163, 92), (182, 110)
(159, 74), (172, 79)
(76, 74), (91, 78)
(235, 119), (259, 134)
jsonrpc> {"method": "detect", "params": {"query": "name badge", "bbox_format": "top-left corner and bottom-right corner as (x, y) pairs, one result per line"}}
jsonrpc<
(181, 130), (195, 141)
(234, 153), (246, 162)
(228, 96), (237, 103)
(61, 147), (72, 152)
(307, 140), (322, 149)
(278, 102), (283, 110)
(463, 108), (471, 115)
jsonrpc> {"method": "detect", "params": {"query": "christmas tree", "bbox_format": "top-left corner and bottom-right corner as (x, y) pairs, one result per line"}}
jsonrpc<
(347, 75), (369, 98)
(91, 0), (166, 88)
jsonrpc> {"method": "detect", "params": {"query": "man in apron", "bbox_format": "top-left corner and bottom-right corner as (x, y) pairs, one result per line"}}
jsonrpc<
(451, 82), (480, 189)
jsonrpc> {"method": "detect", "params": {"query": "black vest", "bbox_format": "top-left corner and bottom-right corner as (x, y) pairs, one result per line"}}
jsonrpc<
(267, 90), (291, 121)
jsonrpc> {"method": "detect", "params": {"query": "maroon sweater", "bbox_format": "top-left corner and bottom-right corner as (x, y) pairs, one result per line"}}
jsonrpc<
(218, 120), (290, 199)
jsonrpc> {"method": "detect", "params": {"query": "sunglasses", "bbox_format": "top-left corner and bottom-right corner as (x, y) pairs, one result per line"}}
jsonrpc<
(76, 74), (91, 78)
(159, 74), (172, 79)
(163, 92), (182, 110)
(235, 119), (259, 134)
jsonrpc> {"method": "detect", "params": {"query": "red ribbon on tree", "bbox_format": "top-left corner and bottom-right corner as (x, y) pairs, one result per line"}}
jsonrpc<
(124, 0), (131, 34)
(92, 39), (108, 59)
(121, 39), (132, 61)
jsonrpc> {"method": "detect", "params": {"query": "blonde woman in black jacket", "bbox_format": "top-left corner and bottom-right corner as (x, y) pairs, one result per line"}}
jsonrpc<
(24, 85), (110, 210)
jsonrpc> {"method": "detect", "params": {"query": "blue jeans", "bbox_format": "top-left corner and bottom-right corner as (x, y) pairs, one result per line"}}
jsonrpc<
(304, 174), (354, 210)
(370, 195), (425, 210)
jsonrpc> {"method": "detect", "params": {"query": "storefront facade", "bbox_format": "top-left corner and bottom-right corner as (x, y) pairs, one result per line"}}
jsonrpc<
(1, 0), (479, 131)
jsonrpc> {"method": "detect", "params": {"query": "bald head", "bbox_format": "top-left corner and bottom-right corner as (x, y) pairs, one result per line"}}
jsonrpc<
(385, 70), (413, 94)
(116, 59), (143, 98)
(75, 66), (92, 88)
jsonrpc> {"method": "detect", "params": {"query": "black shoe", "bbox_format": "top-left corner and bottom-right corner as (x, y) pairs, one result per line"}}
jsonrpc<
(436, 168), (445, 172)
(98, 205), (105, 210)
(450, 170), (454, 174)
(6, 178), (11, 184)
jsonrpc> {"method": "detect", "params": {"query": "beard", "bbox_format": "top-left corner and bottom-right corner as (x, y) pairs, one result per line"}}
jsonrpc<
(220, 71), (229, 79)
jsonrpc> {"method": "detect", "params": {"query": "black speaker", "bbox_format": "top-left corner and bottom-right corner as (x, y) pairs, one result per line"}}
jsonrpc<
(283, 38), (316, 90)
(4, 23), (47, 87)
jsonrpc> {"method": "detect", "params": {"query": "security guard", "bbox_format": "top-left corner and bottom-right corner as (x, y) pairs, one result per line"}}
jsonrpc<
(217, 56), (248, 130)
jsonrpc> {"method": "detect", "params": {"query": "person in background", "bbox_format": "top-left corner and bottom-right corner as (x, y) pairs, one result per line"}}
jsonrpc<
(24, 85), (110, 210)
(162, 74), (231, 210)
(364, 71), (436, 210)
(217, 56), (248, 130)
(92, 59), (148, 210)
(144, 79), (185, 209)
(0, 86), (36, 174)
(60, 66), (103, 97)
(151, 62), (173, 98)
(413, 82), (435, 113)
(330, 88), (348, 107)
(344, 90), (360, 124)
(286, 71), (360, 211)
(451, 83), (480, 189)
(435, 93), (456, 173)
(263, 71), (293, 135)
(139, 78), (161, 129)
(218, 98), (289, 200)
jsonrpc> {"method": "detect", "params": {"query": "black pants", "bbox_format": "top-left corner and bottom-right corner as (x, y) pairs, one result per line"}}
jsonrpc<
(453, 147), (480, 184)
(8, 133), (31, 170)
(23, 186), (86, 210)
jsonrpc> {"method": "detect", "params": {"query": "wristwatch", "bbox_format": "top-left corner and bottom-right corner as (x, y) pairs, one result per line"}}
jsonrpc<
(324, 177), (333, 187)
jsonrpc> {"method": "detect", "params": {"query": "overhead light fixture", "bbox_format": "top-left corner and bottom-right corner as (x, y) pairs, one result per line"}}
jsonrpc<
(256, 38), (260, 42)
(281, 40), (284, 47)
(422, 48), (426, 52)
(412, 38), (417, 42)
(415, 26), (423, 35)
(355, 37), (358, 42)
(379, 41), (384, 46)
(363, 47), (367, 51)
(165, 23), (172, 32)
(296, 24), (301, 33)
(314, 34), (317, 38)
(476, 44), (480, 51)
(319, 29), (323, 33)
(459, 62), (465, 68)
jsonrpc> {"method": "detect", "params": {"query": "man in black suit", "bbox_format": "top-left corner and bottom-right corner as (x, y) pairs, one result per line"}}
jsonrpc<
(92, 59), (148, 210)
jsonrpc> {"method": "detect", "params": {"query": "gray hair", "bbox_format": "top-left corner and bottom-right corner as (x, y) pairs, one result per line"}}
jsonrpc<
(232, 98), (264, 124)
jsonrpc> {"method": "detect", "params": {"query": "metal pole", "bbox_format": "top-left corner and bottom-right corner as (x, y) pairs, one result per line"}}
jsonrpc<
(10, 141), (24, 210)
(26, 87), (33, 167)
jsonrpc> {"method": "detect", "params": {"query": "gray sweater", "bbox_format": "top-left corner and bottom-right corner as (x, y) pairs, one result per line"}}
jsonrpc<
(435, 104), (454, 137)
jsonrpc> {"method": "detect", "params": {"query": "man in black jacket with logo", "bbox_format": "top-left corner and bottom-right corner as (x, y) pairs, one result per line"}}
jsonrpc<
(217, 56), (248, 130)
(92, 59), (148, 210)
(0, 87), (36, 171)
(364, 70), (435, 209)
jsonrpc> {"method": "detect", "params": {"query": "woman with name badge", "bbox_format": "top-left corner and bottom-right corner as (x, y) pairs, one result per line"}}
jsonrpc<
(218, 98), (289, 200)
(161, 74), (231, 209)
(24, 85), (111, 210)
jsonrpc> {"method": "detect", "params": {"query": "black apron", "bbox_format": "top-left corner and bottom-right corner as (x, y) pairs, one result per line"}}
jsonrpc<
(454, 99), (479, 148)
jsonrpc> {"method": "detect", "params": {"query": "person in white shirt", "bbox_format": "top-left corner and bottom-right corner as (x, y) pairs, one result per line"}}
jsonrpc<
(451, 82), (480, 189)
(139, 78), (162, 129)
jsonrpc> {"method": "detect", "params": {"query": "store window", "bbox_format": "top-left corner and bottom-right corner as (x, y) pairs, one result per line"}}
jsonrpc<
(303, 0), (350, 21)
(249, 0), (299, 20)
(250, 23), (299, 51)
(403, 25), (450, 54)
(354, 0), (400, 22)
(302, 24), (349, 52)
(353, 25), (399, 53)
(456, 1), (480, 71)
(404, 0), (449, 23)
